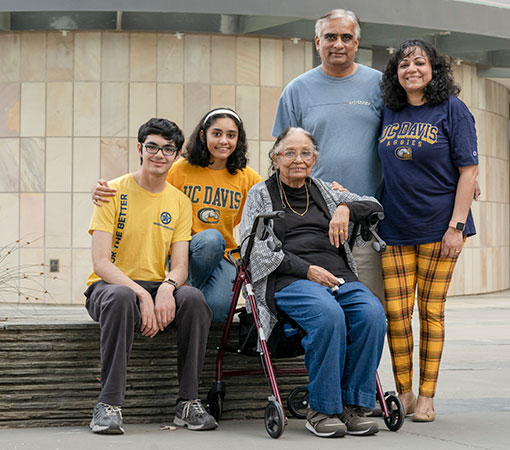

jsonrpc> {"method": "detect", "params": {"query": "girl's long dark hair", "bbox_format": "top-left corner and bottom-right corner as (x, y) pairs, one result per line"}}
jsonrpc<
(185, 108), (248, 175)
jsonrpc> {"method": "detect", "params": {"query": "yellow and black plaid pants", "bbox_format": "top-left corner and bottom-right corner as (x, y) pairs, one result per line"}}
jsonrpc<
(381, 241), (461, 398)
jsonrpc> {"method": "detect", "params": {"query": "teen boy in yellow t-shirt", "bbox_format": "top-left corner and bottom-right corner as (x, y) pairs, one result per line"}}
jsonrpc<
(85, 118), (217, 435)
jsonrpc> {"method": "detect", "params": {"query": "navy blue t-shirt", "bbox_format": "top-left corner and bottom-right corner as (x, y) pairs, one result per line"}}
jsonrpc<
(378, 96), (478, 245)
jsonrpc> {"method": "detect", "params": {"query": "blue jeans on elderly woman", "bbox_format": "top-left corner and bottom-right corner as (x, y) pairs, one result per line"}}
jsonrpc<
(188, 229), (236, 322)
(274, 279), (386, 414)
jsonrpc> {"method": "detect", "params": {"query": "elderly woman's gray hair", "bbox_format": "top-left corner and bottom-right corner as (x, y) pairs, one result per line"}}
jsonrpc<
(268, 127), (319, 175)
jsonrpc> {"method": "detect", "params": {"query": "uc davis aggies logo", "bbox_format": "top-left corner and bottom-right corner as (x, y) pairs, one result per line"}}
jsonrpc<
(160, 211), (172, 224)
(198, 208), (220, 224)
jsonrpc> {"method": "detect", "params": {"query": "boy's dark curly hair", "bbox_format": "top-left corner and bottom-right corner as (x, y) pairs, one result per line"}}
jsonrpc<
(185, 108), (248, 175)
(381, 39), (460, 111)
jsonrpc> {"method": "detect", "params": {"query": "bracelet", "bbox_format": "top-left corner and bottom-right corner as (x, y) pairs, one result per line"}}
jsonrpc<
(163, 278), (178, 288)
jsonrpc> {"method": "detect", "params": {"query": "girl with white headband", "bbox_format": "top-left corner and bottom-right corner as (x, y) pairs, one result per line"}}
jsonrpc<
(91, 108), (261, 322)
(166, 108), (261, 321)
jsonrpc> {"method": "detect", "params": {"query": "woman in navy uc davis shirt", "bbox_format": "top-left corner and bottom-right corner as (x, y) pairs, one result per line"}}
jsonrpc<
(378, 39), (478, 423)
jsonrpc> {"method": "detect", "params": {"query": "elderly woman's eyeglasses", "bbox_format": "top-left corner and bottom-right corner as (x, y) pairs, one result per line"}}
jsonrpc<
(277, 150), (315, 161)
(142, 143), (179, 156)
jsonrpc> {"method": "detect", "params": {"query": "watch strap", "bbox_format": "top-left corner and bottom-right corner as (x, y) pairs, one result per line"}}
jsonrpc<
(449, 221), (465, 232)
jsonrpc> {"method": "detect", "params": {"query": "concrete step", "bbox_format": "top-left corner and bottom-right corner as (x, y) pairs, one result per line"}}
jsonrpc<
(0, 320), (308, 428)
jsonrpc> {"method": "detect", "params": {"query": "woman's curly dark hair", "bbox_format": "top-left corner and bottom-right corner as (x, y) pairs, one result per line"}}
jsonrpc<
(381, 39), (460, 111)
(185, 108), (248, 175)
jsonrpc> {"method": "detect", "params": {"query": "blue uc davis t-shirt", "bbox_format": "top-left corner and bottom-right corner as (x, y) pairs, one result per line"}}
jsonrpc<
(378, 96), (478, 245)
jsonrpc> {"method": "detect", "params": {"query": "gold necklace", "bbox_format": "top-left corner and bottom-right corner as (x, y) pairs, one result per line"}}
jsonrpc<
(279, 178), (310, 216)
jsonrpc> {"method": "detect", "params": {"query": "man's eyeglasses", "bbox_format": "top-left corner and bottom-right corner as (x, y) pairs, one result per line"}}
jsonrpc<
(277, 150), (315, 161)
(142, 143), (179, 157)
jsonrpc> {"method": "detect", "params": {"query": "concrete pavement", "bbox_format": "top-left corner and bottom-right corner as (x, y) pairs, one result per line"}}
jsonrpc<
(1, 290), (509, 449)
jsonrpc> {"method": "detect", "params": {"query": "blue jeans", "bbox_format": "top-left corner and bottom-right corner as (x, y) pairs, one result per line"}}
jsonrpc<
(188, 229), (235, 322)
(275, 280), (386, 415)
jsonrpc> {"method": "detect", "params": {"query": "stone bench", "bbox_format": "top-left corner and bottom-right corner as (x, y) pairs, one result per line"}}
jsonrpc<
(0, 319), (307, 428)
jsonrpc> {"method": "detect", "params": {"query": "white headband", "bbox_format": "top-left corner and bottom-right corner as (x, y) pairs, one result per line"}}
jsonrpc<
(203, 109), (241, 125)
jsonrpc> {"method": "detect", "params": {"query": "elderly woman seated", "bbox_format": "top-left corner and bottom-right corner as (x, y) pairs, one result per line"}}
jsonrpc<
(240, 127), (386, 438)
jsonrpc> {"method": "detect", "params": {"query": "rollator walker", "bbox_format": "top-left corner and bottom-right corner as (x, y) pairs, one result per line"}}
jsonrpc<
(206, 210), (404, 438)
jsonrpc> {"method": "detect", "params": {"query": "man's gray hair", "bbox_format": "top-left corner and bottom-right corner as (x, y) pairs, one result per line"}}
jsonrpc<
(315, 9), (361, 40)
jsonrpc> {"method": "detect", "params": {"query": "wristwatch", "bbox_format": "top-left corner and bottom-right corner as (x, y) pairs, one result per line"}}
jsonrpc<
(449, 221), (465, 232)
(163, 278), (178, 288)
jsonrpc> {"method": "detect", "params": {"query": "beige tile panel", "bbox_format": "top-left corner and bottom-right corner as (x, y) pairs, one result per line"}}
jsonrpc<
(20, 137), (45, 192)
(74, 32), (101, 81)
(0, 138), (20, 192)
(259, 141), (274, 178)
(128, 137), (139, 172)
(183, 83), (210, 137)
(19, 193), (45, 247)
(19, 247), (46, 304)
(72, 248), (92, 304)
(46, 82), (73, 137)
(74, 82), (100, 136)
(45, 193), (71, 248)
(20, 82), (46, 137)
(0, 83), (20, 137)
(73, 137), (100, 192)
(0, 248), (21, 303)
(100, 138), (129, 181)
(102, 33), (129, 82)
(157, 83), (184, 127)
(44, 248), (71, 304)
(210, 85), (236, 111)
(101, 82), (129, 137)
(504, 203), (510, 247)
(184, 35), (211, 84)
(461, 247), (473, 294)
(236, 86), (259, 140)
(157, 33), (184, 83)
(130, 33), (157, 82)
(211, 36), (236, 85)
(129, 83), (157, 137)
(260, 87), (282, 141)
(0, 34), (20, 82)
(47, 32), (74, 81)
(260, 39), (283, 87)
(246, 140), (260, 175)
(474, 247), (485, 293)
(46, 137), (72, 192)
(72, 193), (94, 248)
(236, 37), (259, 86)
(477, 155), (486, 202)
(493, 114), (509, 161)
(21, 33), (46, 82)
(0, 193), (20, 246)
(283, 40), (305, 86)
(304, 41), (314, 73)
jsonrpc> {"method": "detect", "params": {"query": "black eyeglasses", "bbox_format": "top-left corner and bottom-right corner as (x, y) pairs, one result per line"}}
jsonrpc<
(142, 143), (179, 156)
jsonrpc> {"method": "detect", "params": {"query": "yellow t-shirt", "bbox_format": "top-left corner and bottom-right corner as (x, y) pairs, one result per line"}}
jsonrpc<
(167, 159), (262, 257)
(87, 174), (192, 286)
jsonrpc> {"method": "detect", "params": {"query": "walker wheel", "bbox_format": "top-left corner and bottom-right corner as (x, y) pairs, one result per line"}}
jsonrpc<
(206, 384), (225, 421)
(264, 400), (286, 439)
(383, 393), (405, 431)
(287, 386), (308, 419)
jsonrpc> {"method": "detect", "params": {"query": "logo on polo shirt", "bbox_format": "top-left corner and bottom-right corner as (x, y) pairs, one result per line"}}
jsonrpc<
(160, 211), (172, 224)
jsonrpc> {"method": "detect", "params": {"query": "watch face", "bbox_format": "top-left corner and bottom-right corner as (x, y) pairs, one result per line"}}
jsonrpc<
(456, 222), (465, 231)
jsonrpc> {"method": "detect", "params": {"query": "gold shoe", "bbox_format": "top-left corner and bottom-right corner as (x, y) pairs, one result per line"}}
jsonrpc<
(412, 409), (435, 422)
(404, 397), (417, 416)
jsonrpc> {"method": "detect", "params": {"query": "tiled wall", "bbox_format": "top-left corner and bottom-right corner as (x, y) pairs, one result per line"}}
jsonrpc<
(0, 31), (508, 304)
(0, 31), (313, 304)
(449, 64), (510, 295)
